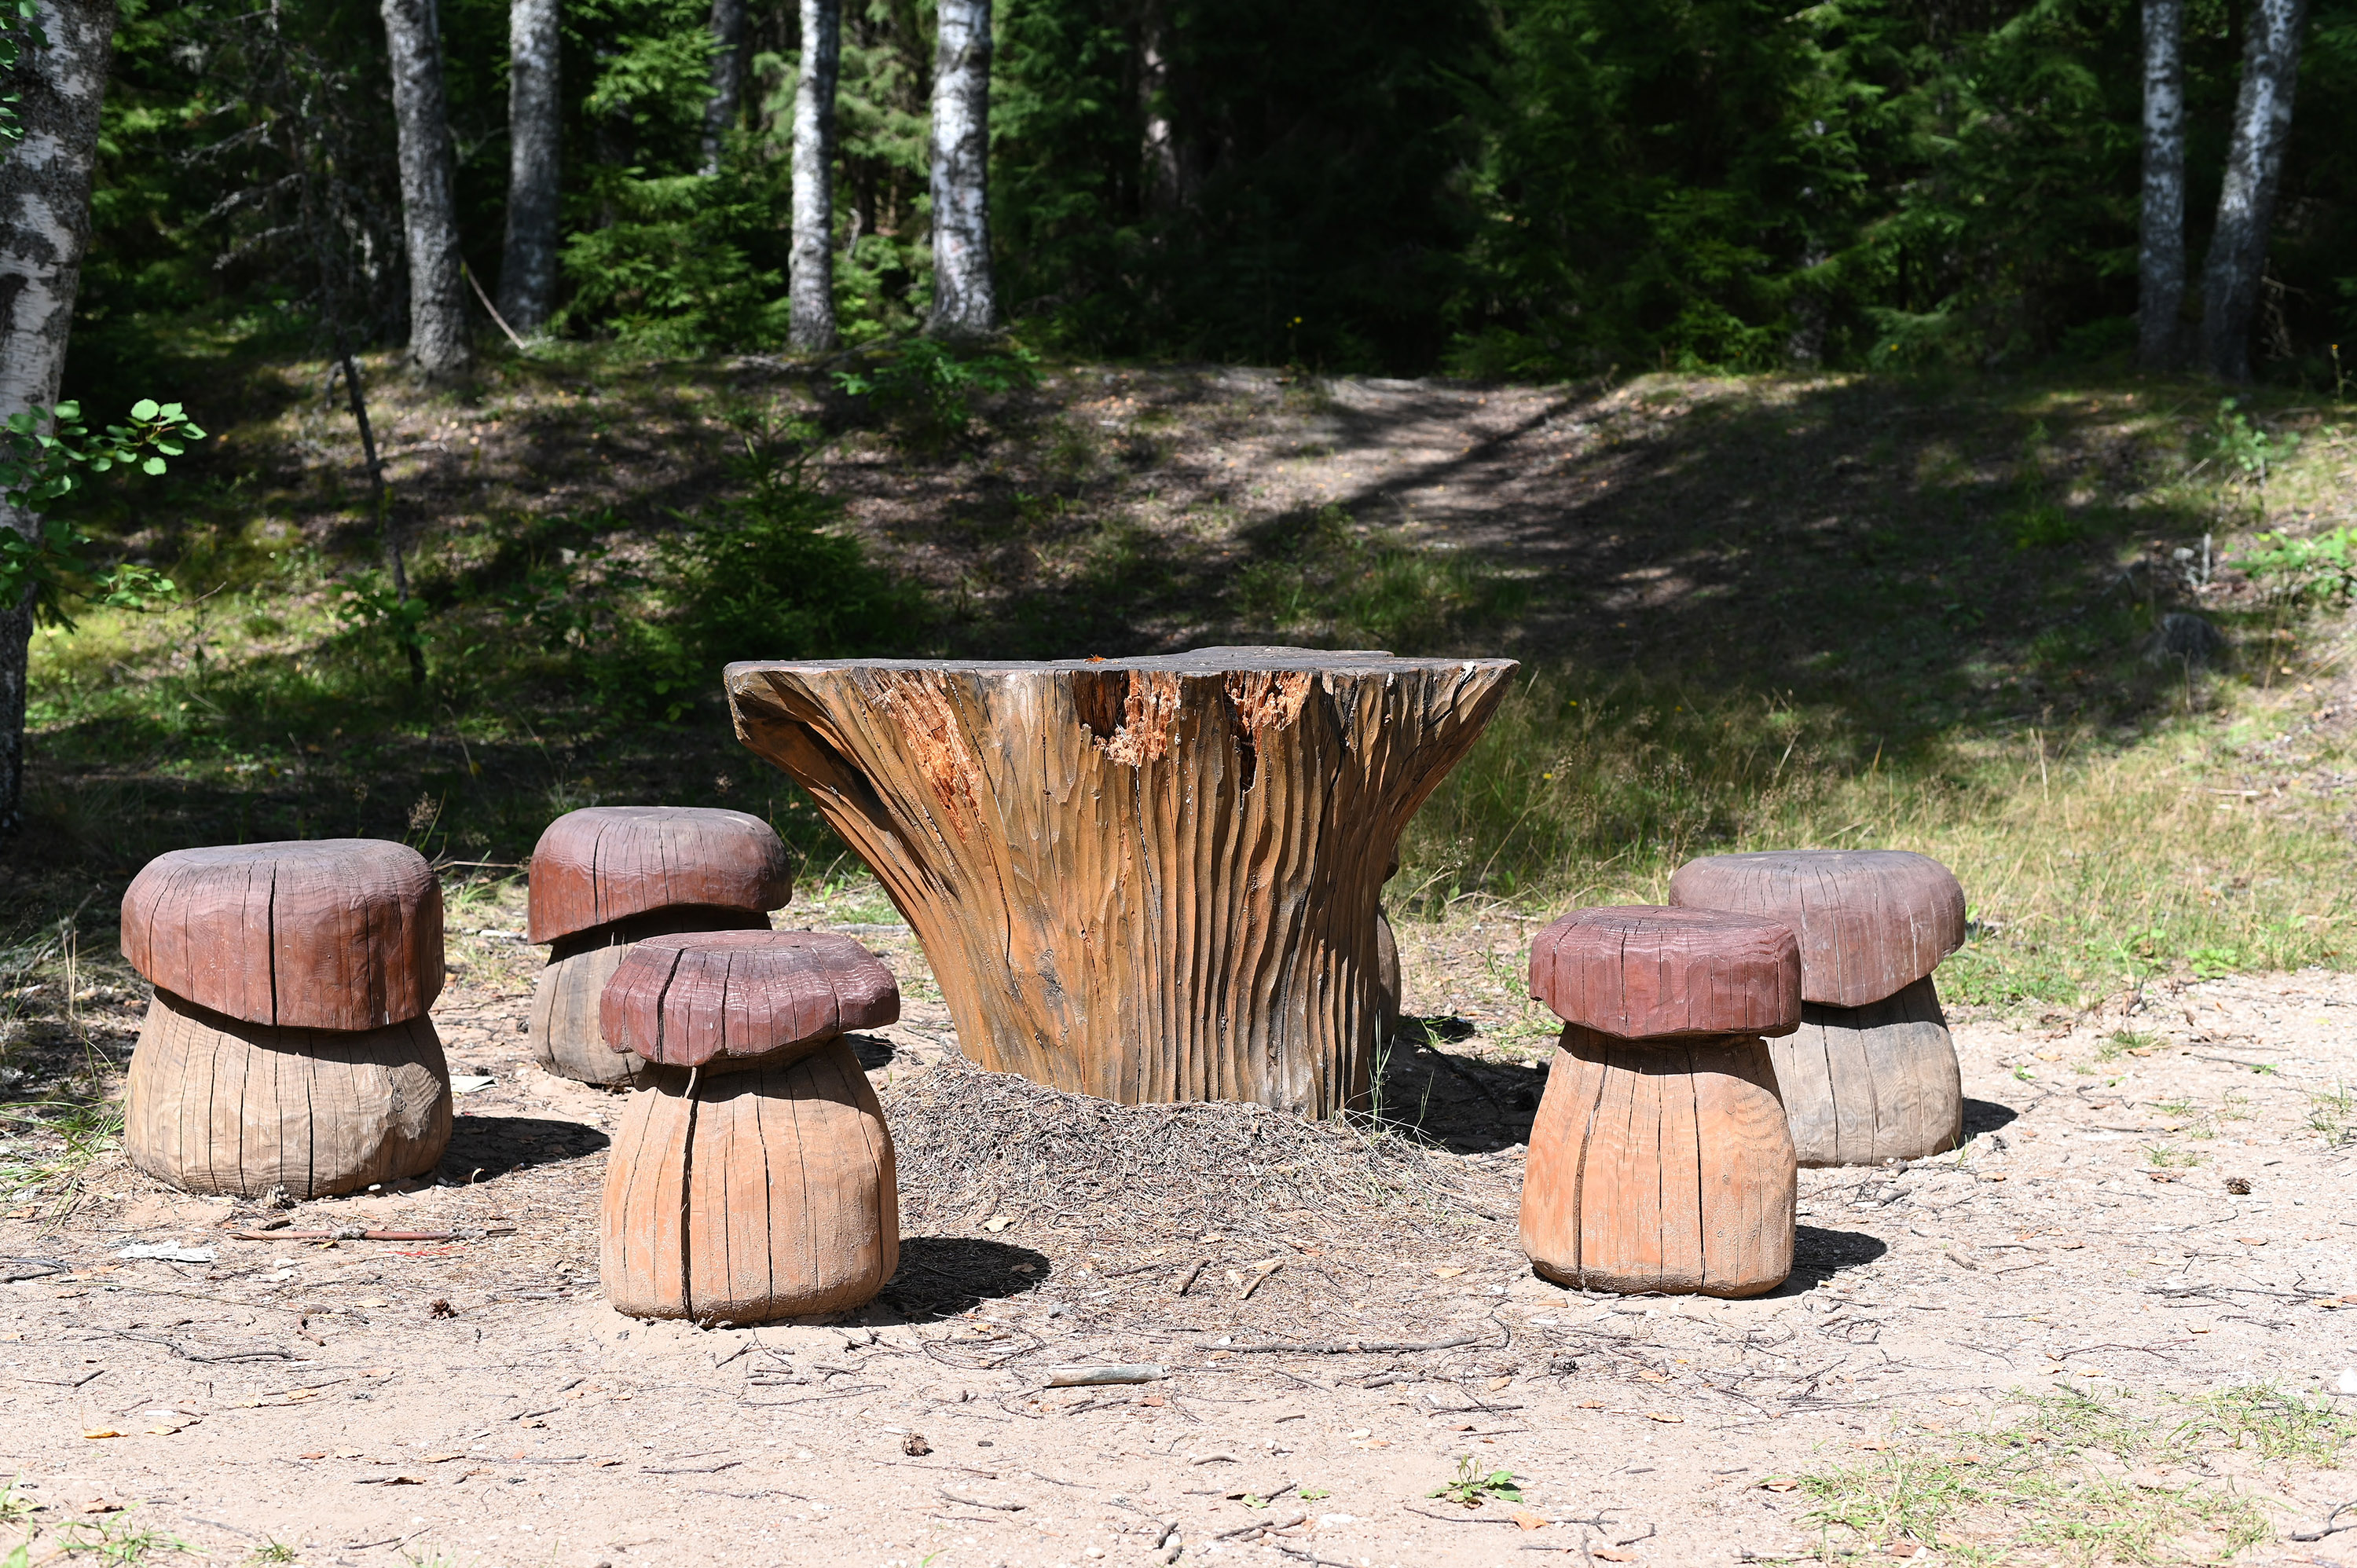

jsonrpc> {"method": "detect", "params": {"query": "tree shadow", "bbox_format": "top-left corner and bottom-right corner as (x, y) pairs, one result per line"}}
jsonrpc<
(438, 1116), (610, 1181)
(883, 1236), (1052, 1317)
(1371, 1021), (1545, 1154)
(847, 1032), (896, 1072)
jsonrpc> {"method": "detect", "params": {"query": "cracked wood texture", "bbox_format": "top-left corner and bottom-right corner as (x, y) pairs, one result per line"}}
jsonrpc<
(526, 806), (796, 944)
(1771, 976), (1963, 1166)
(529, 907), (772, 1089)
(599, 1036), (898, 1323)
(1521, 1026), (1794, 1296)
(123, 989), (452, 1200)
(120, 840), (444, 1031)
(601, 931), (900, 1070)
(1528, 906), (1801, 1040)
(1667, 849), (1965, 1008)
(725, 647), (1515, 1116)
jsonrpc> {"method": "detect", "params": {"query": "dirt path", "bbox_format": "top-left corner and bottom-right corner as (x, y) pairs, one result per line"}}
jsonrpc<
(2, 902), (2353, 1566)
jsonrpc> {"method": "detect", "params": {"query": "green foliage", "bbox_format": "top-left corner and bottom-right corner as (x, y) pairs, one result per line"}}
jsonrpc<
(1428, 1456), (1522, 1507)
(1233, 503), (1527, 653)
(0, 0), (40, 145)
(834, 339), (1040, 452)
(533, 412), (925, 719)
(2238, 526), (2357, 604)
(559, 163), (794, 352)
(0, 401), (202, 628)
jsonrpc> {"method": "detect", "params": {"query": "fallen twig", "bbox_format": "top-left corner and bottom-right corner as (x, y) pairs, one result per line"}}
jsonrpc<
(1175, 1259), (1208, 1297)
(229, 1226), (514, 1242)
(937, 1487), (1024, 1511)
(1215, 1511), (1307, 1539)
(1239, 1259), (1285, 1300)
(1223, 1332), (1484, 1356)
(2291, 1500), (2357, 1542)
(1045, 1363), (1168, 1387)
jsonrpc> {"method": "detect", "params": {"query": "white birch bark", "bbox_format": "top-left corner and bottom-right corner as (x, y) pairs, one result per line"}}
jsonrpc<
(700, 0), (748, 176)
(2200, 0), (2310, 382)
(2138, 0), (2187, 371)
(1139, 1), (1179, 213)
(498, 0), (561, 333)
(927, 0), (996, 340)
(789, 0), (841, 350)
(381, 0), (474, 379)
(0, 0), (113, 837)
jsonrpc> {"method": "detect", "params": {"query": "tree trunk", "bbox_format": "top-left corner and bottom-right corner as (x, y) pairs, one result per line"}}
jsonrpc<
(381, 0), (473, 380)
(0, 0), (114, 841)
(498, 0), (561, 333)
(926, 0), (996, 340)
(789, 0), (841, 350)
(699, 0), (749, 176)
(1138, 0), (1181, 213)
(2138, 0), (2187, 371)
(2199, 0), (2310, 382)
(724, 649), (1516, 1118)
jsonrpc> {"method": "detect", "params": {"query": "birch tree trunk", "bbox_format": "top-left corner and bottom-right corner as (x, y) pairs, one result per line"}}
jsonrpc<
(381, 0), (474, 380)
(2199, 0), (2310, 383)
(788, 0), (841, 350)
(2138, 0), (2187, 371)
(700, 0), (748, 176)
(0, 0), (113, 840)
(498, 0), (561, 334)
(1139, 0), (1181, 213)
(926, 0), (996, 340)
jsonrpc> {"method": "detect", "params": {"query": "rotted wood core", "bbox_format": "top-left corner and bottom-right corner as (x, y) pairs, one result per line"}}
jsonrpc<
(724, 647), (1515, 1116)
(120, 839), (443, 1031)
(1520, 1025), (1795, 1297)
(527, 806), (796, 944)
(1667, 849), (1966, 1008)
(599, 1036), (898, 1324)
(123, 989), (453, 1200)
(528, 907), (772, 1089)
(1769, 976), (1963, 1167)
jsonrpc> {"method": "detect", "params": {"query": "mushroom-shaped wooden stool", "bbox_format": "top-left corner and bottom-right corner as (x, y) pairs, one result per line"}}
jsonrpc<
(1670, 850), (1967, 1166)
(119, 840), (451, 1200)
(526, 807), (795, 1089)
(1521, 907), (1801, 1296)
(598, 931), (901, 1324)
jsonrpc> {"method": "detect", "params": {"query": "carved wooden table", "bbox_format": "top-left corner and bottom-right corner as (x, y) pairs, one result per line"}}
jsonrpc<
(724, 647), (1516, 1117)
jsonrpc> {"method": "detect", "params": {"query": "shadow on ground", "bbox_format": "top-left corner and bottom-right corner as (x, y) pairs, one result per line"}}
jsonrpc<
(439, 1116), (610, 1181)
(884, 1237), (1050, 1317)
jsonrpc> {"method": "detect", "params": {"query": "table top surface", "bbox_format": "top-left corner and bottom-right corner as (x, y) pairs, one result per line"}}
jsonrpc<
(729, 645), (1519, 679)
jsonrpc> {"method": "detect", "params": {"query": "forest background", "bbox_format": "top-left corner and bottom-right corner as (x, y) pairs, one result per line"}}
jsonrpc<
(1, 0), (2355, 1043)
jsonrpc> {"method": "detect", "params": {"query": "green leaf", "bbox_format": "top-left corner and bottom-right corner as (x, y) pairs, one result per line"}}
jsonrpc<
(49, 400), (77, 420)
(129, 398), (159, 421)
(141, 455), (167, 475)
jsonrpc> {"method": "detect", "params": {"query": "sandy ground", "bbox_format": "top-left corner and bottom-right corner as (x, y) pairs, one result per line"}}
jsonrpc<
(2, 909), (2355, 1568)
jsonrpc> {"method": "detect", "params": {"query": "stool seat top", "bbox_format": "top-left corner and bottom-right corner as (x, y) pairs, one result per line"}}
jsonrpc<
(121, 839), (443, 1031)
(1667, 849), (1964, 1007)
(1529, 905), (1800, 1040)
(600, 930), (900, 1068)
(528, 806), (794, 944)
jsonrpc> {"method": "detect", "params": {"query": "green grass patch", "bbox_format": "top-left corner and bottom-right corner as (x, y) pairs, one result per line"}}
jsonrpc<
(1792, 1385), (2348, 1561)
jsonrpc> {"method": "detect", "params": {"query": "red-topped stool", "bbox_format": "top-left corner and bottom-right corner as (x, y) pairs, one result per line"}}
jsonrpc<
(1521, 907), (1801, 1296)
(1670, 849), (1966, 1166)
(526, 806), (795, 1088)
(119, 840), (451, 1200)
(598, 931), (900, 1325)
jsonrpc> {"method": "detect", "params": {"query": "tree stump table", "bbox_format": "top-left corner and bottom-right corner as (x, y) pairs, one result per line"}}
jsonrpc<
(526, 806), (796, 1088)
(119, 840), (452, 1200)
(1521, 906), (1802, 1296)
(1669, 849), (1968, 1166)
(598, 931), (902, 1324)
(724, 647), (1516, 1116)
